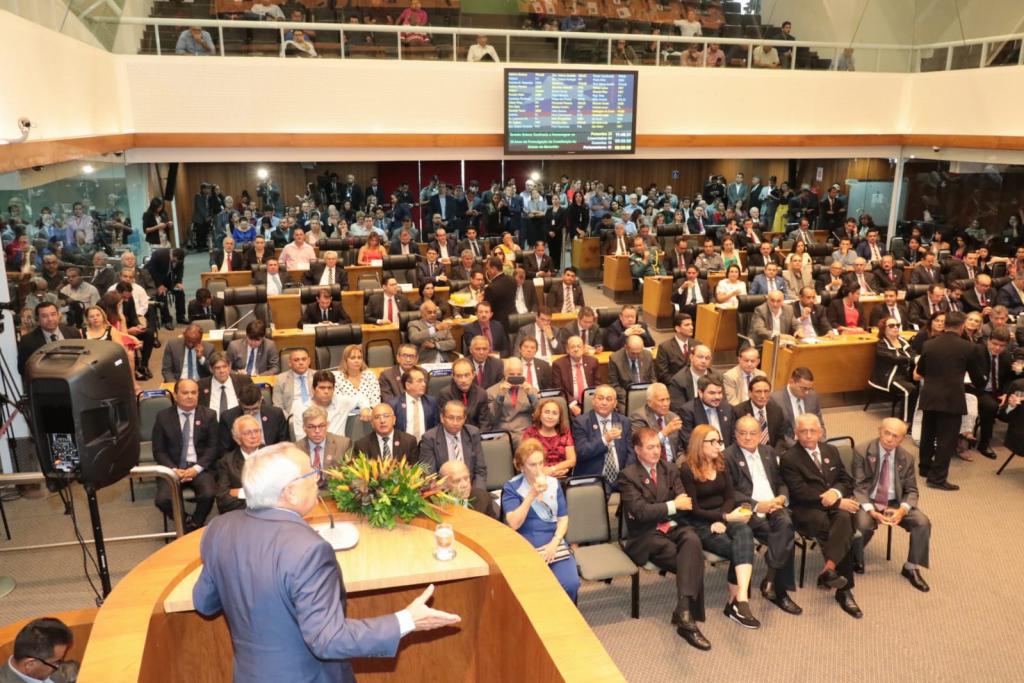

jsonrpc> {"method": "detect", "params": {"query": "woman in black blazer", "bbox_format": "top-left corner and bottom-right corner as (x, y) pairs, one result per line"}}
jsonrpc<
(566, 192), (590, 239)
(909, 310), (946, 355)
(826, 283), (866, 334)
(869, 316), (919, 422)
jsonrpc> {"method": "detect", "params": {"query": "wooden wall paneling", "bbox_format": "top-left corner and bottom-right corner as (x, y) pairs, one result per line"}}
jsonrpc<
(173, 161), (192, 244)
(793, 158), (894, 190)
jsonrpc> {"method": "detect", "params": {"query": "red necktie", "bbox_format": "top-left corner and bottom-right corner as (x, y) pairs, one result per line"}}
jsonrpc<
(574, 362), (586, 403)
(386, 297), (394, 324)
(510, 386), (519, 405)
(483, 324), (492, 348)
(476, 363), (484, 386)
(526, 362), (534, 387)
(462, 391), (469, 406)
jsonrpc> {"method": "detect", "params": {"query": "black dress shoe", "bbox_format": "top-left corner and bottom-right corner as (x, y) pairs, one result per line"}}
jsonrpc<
(671, 609), (712, 650)
(901, 567), (931, 592)
(979, 447), (998, 460)
(926, 481), (960, 491)
(152, 338), (161, 349)
(817, 568), (848, 591)
(835, 590), (863, 619)
(772, 592), (803, 615)
(853, 561), (865, 574)
(163, 321), (175, 331)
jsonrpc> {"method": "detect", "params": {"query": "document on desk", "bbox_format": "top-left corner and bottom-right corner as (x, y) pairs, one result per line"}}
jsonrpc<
(207, 329), (224, 342)
(799, 337), (823, 344)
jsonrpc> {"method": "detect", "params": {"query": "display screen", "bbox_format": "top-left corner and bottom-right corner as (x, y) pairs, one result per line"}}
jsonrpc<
(504, 69), (638, 155)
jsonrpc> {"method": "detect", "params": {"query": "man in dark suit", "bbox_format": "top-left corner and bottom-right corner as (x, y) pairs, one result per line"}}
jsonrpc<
(365, 277), (411, 325)
(427, 184), (457, 231)
(672, 267), (711, 321)
(551, 335), (600, 416)
(483, 256), (516, 330)
(972, 327), (1017, 459)
(89, 250), (117, 293)
(545, 268), (585, 314)
(151, 379), (219, 532)
(608, 335), (657, 413)
(215, 413), (265, 513)
(252, 258), (296, 295)
(917, 311), (985, 489)
(456, 226), (486, 261)
(818, 186), (845, 232)
(210, 236), (244, 272)
(302, 288), (351, 325)
(629, 383), (684, 461)
(871, 255), (902, 292)
(557, 306), (604, 353)
(945, 251), (981, 285)
(418, 400), (487, 490)
(146, 247), (187, 326)
(909, 253), (943, 286)
(655, 314), (699, 384)
(790, 287), (835, 338)
(909, 283), (949, 328)
(779, 413), (862, 618)
(303, 250), (346, 288)
(961, 273), (995, 317)
(438, 358), (491, 428)
(219, 383), (289, 452)
(461, 301), (510, 358)
(355, 403), (419, 463)
(17, 301), (82, 375)
(225, 320), (280, 375)
(193, 444), (458, 683)
(186, 288), (227, 328)
(667, 344), (717, 415)
(387, 367), (439, 441)
(996, 270), (1024, 315)
(851, 418), (932, 592)
(618, 427), (710, 650)
(724, 415), (801, 614)
(666, 240), (693, 274)
(854, 228), (886, 263)
(198, 352), (256, 421)
(390, 227), (418, 257)
(415, 248), (448, 288)
(868, 288), (913, 330)
(736, 376), (787, 450)
(511, 267), (540, 315)
(770, 366), (826, 449)
(571, 384), (634, 489)
(523, 242), (554, 279)
(161, 324), (215, 382)
(516, 336), (553, 391)
(439, 459), (496, 518)
(680, 376), (736, 450)
(747, 242), (784, 270)
(379, 344), (420, 403)
(604, 305), (656, 352)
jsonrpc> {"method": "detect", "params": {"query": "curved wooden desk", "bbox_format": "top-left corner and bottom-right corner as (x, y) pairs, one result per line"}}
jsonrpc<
(77, 504), (623, 682)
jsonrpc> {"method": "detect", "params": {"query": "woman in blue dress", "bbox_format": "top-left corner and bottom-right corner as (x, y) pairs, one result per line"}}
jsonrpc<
(502, 438), (580, 601)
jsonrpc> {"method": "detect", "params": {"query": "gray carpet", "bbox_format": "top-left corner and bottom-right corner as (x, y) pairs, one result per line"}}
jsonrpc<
(3, 264), (1023, 681)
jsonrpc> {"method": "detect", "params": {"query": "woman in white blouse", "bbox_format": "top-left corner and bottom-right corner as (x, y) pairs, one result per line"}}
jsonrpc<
(332, 345), (380, 422)
(715, 263), (747, 308)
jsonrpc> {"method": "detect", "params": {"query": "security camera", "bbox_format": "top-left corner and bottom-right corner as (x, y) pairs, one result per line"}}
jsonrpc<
(931, 145), (941, 153)
(17, 118), (31, 134)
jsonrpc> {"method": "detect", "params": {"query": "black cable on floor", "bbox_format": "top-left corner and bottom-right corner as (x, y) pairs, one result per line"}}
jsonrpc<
(59, 486), (104, 606)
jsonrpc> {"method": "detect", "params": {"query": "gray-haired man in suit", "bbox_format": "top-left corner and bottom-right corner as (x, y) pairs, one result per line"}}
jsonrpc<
(294, 404), (351, 488)
(851, 418), (932, 592)
(749, 290), (799, 348)
(193, 444), (460, 683)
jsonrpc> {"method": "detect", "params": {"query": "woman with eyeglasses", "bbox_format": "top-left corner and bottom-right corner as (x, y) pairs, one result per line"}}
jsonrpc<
(502, 438), (580, 600)
(869, 316), (919, 422)
(678, 423), (760, 629)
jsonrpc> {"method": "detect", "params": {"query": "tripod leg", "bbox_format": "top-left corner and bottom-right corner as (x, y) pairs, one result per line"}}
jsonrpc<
(86, 486), (113, 597)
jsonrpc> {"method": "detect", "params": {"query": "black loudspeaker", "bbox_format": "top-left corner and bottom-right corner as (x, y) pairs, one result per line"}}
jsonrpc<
(24, 340), (139, 491)
(163, 162), (179, 202)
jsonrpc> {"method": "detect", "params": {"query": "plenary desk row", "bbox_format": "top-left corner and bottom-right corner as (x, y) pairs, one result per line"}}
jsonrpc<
(695, 296), (888, 355)
(73, 503), (622, 682)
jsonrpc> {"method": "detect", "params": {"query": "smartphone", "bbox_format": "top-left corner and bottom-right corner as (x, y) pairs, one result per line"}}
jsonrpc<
(507, 375), (525, 386)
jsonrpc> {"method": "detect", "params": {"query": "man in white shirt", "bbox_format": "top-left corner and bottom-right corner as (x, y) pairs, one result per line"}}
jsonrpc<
(60, 266), (100, 308)
(279, 228), (316, 270)
(754, 44), (780, 68)
(433, 228), (454, 263)
(466, 34), (500, 62)
(110, 267), (149, 317)
(205, 353), (244, 421)
(293, 370), (347, 439)
(250, 0), (285, 19)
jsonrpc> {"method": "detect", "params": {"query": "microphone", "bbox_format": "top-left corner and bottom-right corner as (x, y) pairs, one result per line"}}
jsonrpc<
(225, 308), (255, 332)
(318, 493), (335, 530)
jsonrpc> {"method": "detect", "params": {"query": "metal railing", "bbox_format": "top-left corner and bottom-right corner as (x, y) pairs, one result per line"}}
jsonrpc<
(88, 15), (1024, 72)
(0, 464), (187, 553)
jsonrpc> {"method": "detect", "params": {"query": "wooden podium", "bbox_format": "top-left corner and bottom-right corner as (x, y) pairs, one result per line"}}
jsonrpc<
(762, 333), (884, 394)
(641, 276), (675, 331)
(602, 256), (637, 303)
(73, 504), (623, 682)
(200, 271), (251, 290)
(572, 237), (601, 273)
(694, 304), (738, 354)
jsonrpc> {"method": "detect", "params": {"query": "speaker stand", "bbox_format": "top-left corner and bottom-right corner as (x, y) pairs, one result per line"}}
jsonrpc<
(0, 576), (14, 598)
(85, 485), (112, 598)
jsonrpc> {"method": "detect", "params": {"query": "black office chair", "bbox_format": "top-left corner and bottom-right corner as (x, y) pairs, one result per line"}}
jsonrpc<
(299, 284), (343, 304)
(597, 306), (623, 329)
(382, 254), (418, 284)
(398, 311), (422, 341)
(314, 324), (363, 369)
(904, 284), (930, 301)
(736, 294), (767, 349)
(507, 313), (535, 337)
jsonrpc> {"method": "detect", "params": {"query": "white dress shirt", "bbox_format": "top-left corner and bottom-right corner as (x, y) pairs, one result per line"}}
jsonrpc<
(179, 409), (200, 472)
(211, 378), (239, 418)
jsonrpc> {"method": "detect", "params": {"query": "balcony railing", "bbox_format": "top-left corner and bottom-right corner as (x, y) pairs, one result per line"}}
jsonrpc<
(90, 15), (1024, 73)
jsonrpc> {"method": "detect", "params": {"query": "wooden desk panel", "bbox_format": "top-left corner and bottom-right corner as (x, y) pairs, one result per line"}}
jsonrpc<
(762, 334), (880, 394)
(694, 304), (738, 354)
(572, 237), (601, 271)
(271, 328), (317, 361)
(602, 255), (633, 302)
(347, 265), (381, 291)
(201, 271), (251, 290)
(342, 290), (365, 324)
(641, 276), (675, 331)
(268, 294), (301, 329)
(163, 375), (275, 392)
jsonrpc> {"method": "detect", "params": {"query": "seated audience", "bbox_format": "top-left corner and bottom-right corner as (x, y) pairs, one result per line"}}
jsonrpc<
(608, 334), (657, 412)
(355, 403), (419, 462)
(673, 266), (711, 318)
(547, 267), (585, 314)
(387, 366), (439, 442)
(557, 306), (604, 353)
(419, 400), (487, 489)
(279, 227), (316, 270)
(216, 414), (264, 513)
(302, 287), (351, 325)
(198, 351), (254, 421)
(6, 617), (77, 682)
(618, 427), (710, 650)
(715, 264), (747, 308)
(780, 414), (862, 619)
(517, 336), (553, 391)
(272, 347), (314, 419)
(485, 357), (536, 445)
(440, 460), (496, 518)
(513, 307), (561, 360)
(461, 301), (510, 357)
(187, 287), (227, 327)
(771, 366), (825, 448)
(502, 438), (580, 601)
(253, 258), (296, 295)
(210, 236), (243, 272)
(161, 323), (213, 382)
(827, 284), (866, 334)
(218, 382), (288, 451)
(604, 305), (656, 352)
(304, 250), (345, 287)
(869, 316), (919, 423)
(629, 383), (684, 462)
(735, 376), (787, 449)
(680, 375), (736, 450)
(378, 344), (419, 402)
(522, 398), (576, 479)
(748, 262), (788, 296)
(667, 343), (717, 414)
(438, 358), (492, 428)
(552, 335), (599, 415)
(750, 290), (798, 347)
(407, 300), (456, 363)
(294, 403), (352, 489)
(679, 423), (760, 629)
(868, 288), (912, 330)
(226, 319), (280, 375)
(723, 346), (767, 406)
(655, 313), (700, 384)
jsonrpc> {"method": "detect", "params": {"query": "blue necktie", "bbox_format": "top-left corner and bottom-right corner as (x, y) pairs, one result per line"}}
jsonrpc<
(298, 374), (308, 403)
(246, 348), (256, 374)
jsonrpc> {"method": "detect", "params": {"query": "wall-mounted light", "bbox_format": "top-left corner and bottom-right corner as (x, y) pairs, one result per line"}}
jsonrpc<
(257, 168), (269, 180)
(82, 164), (95, 174)
(529, 171), (541, 182)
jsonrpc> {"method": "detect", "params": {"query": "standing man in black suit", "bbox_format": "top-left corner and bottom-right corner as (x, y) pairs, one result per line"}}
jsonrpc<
(735, 376), (787, 450)
(354, 403), (419, 463)
(679, 376), (736, 450)
(617, 427), (710, 650)
(779, 413), (863, 618)
(851, 418), (933, 592)
(151, 379), (219, 532)
(724, 415), (802, 614)
(917, 311), (985, 490)
(17, 302), (82, 375)
(655, 313), (700, 384)
(483, 256), (516, 331)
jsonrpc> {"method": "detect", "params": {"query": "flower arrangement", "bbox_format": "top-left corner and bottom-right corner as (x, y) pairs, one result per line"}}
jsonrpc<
(324, 452), (458, 530)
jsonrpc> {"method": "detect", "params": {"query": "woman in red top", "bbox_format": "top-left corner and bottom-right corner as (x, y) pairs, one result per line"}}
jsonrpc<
(356, 232), (385, 265)
(522, 398), (575, 478)
(827, 283), (866, 334)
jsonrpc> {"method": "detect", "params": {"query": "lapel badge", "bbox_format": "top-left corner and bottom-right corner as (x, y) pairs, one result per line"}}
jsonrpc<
(643, 478), (650, 485)
(195, 419), (202, 426)
(823, 458), (830, 465)
(738, 461), (746, 467)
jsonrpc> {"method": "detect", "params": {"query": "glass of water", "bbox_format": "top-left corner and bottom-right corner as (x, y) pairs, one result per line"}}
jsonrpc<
(434, 523), (456, 561)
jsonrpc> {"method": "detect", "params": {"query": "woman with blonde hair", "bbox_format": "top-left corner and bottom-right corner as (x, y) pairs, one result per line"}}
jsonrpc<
(331, 344), (380, 421)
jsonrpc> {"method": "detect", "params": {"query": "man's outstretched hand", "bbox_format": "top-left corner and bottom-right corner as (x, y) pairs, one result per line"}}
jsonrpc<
(406, 584), (461, 631)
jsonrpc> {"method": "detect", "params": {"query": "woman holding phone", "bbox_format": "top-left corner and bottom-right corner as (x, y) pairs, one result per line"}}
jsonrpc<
(678, 424), (760, 629)
(502, 438), (580, 600)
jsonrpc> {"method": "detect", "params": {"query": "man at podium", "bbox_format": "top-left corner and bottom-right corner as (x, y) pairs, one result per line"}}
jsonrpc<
(193, 444), (461, 683)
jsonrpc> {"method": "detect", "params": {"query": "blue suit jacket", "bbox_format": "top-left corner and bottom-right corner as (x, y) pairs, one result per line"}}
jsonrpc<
(748, 274), (789, 296)
(855, 241), (887, 260)
(193, 508), (401, 683)
(388, 393), (440, 435)
(571, 410), (635, 488)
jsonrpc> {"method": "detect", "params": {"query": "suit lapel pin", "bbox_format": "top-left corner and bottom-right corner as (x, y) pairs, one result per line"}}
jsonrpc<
(195, 419), (202, 426)
(823, 458), (830, 464)
(643, 478), (650, 485)
(738, 461), (746, 467)
(592, 424), (598, 430)
(262, 416), (268, 422)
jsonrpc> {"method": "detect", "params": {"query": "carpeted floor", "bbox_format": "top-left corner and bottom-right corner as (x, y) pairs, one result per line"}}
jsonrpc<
(3, 256), (1024, 681)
